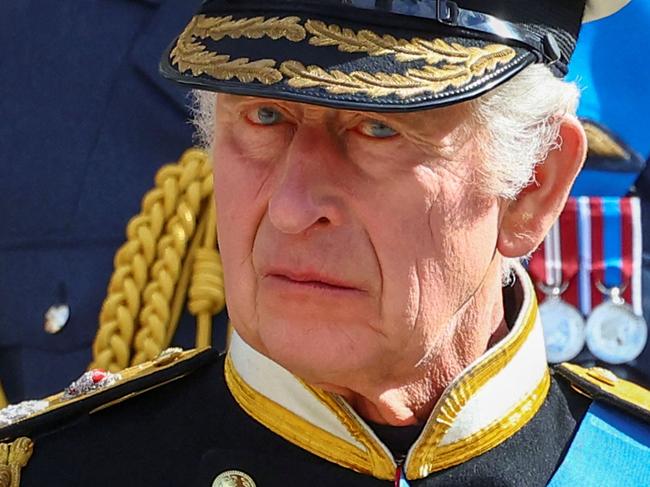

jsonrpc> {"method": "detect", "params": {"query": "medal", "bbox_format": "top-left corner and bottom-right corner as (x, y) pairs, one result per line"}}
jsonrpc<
(586, 285), (648, 364)
(538, 284), (585, 363)
(528, 197), (646, 363)
(585, 198), (647, 364)
(530, 200), (585, 362)
(538, 285), (586, 363)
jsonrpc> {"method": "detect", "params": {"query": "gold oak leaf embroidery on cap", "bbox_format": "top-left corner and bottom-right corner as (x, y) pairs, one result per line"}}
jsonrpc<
(171, 15), (517, 96)
(280, 61), (436, 98)
(171, 15), (308, 85)
(191, 14), (307, 42)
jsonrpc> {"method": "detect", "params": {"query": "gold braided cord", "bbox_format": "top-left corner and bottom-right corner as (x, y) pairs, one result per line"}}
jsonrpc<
(188, 202), (226, 348)
(90, 149), (213, 371)
(0, 382), (7, 409)
(163, 199), (211, 347)
(130, 153), (214, 366)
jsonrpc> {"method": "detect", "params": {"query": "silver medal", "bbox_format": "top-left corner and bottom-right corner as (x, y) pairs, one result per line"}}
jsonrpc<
(585, 286), (648, 364)
(538, 284), (586, 363)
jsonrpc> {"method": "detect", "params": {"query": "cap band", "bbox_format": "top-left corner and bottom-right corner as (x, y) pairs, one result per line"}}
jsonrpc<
(340, 0), (549, 62)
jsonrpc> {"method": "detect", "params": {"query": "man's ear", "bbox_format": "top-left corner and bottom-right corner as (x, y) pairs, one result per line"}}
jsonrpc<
(498, 115), (587, 258)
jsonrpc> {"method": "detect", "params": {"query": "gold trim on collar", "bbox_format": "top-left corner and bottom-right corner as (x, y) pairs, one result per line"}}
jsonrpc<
(412, 370), (550, 475)
(224, 355), (394, 480)
(304, 384), (395, 479)
(225, 272), (548, 481)
(405, 281), (545, 478)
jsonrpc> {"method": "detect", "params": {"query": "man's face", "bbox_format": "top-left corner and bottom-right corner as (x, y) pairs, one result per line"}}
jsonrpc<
(213, 94), (503, 387)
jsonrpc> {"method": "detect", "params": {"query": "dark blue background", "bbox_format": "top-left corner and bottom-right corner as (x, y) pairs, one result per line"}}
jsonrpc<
(0, 0), (230, 403)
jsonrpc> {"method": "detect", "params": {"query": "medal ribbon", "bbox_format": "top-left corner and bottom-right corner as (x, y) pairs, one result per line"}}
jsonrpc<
(623, 198), (643, 316)
(528, 199), (580, 307)
(529, 197), (642, 315)
(577, 197), (592, 315)
(590, 197), (641, 313)
(559, 198), (580, 307)
(602, 198), (623, 289)
(394, 466), (410, 487)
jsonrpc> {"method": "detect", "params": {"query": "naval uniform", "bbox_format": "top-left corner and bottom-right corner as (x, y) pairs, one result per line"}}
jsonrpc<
(3, 0), (649, 485)
(1, 268), (648, 486)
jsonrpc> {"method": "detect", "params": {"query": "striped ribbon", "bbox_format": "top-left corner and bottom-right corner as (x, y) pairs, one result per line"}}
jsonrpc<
(528, 197), (642, 316)
(394, 466), (410, 487)
(528, 199), (580, 305)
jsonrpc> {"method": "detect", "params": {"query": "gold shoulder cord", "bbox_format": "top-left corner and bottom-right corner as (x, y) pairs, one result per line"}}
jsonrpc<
(130, 150), (214, 366)
(0, 437), (33, 487)
(188, 202), (225, 348)
(90, 149), (225, 372)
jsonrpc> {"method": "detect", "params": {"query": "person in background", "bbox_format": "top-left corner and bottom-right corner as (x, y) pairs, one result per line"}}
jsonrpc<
(0, 0), (229, 405)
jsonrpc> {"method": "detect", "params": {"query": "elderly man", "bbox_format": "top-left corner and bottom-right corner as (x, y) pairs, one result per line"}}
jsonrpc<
(1, 1), (649, 486)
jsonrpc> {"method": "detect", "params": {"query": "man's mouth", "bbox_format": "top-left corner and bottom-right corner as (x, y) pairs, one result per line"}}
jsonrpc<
(263, 269), (365, 294)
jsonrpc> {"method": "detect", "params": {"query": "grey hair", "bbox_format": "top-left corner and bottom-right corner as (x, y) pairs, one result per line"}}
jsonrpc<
(190, 89), (218, 152)
(191, 64), (580, 282)
(466, 64), (580, 281)
(468, 64), (580, 200)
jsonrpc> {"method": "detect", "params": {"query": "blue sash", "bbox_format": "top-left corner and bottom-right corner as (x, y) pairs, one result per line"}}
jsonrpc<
(548, 402), (650, 486)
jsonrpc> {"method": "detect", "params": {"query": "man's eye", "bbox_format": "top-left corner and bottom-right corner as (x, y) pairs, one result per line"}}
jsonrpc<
(248, 106), (284, 126)
(358, 120), (399, 139)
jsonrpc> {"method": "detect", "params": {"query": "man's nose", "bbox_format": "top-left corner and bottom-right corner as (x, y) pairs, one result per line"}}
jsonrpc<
(267, 128), (345, 235)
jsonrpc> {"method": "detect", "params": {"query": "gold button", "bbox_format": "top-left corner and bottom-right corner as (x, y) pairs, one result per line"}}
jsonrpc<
(587, 367), (619, 386)
(212, 470), (256, 487)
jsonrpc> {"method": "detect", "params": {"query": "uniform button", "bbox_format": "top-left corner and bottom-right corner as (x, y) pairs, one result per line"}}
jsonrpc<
(587, 367), (619, 386)
(43, 304), (70, 334)
(212, 470), (256, 487)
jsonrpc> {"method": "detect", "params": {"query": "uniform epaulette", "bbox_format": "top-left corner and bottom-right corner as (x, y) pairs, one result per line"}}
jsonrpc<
(554, 362), (650, 424)
(583, 119), (632, 160)
(0, 347), (220, 443)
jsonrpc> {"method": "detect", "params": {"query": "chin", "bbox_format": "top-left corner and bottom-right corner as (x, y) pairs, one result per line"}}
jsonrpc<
(254, 317), (378, 383)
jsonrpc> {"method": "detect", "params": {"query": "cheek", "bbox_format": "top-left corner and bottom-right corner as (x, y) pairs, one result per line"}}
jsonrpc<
(422, 181), (500, 308)
(365, 166), (499, 335)
(212, 131), (271, 312)
(355, 168), (443, 336)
